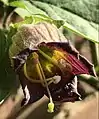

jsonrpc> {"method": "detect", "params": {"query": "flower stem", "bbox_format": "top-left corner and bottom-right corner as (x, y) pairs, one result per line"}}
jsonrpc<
(89, 41), (98, 67)
(78, 74), (99, 91)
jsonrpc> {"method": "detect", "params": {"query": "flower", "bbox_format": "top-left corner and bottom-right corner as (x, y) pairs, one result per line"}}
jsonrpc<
(9, 22), (96, 112)
(12, 41), (96, 112)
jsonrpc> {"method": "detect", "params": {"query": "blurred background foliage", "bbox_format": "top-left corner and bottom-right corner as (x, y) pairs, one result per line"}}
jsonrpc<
(0, 0), (99, 116)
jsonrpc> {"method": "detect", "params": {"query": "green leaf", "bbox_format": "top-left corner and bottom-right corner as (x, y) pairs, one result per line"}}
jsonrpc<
(0, 29), (8, 63)
(32, 1), (99, 43)
(9, 0), (26, 9)
(11, 16), (33, 28)
(0, 0), (9, 5)
(10, 1), (47, 15)
(0, 29), (16, 102)
(10, 0), (99, 43)
(15, 8), (31, 18)
(35, 0), (99, 24)
(63, 22), (98, 43)
(14, 9), (64, 28)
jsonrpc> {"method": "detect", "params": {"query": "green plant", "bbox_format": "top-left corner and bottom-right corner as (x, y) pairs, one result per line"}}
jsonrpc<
(0, 0), (99, 113)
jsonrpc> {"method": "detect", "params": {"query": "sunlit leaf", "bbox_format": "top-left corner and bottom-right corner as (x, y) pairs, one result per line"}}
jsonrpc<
(11, 16), (33, 28)
(0, 0), (9, 5)
(10, 0), (47, 15)
(15, 8), (31, 18)
(10, 0), (99, 43)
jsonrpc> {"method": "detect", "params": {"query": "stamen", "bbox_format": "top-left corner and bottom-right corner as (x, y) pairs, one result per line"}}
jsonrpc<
(23, 63), (42, 83)
(31, 52), (45, 86)
(24, 63), (55, 85)
(33, 52), (54, 112)
(24, 52), (54, 112)
(38, 49), (58, 66)
(38, 48), (71, 75)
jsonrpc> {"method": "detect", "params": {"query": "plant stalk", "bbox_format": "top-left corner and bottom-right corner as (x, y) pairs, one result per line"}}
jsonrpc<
(89, 41), (98, 67)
